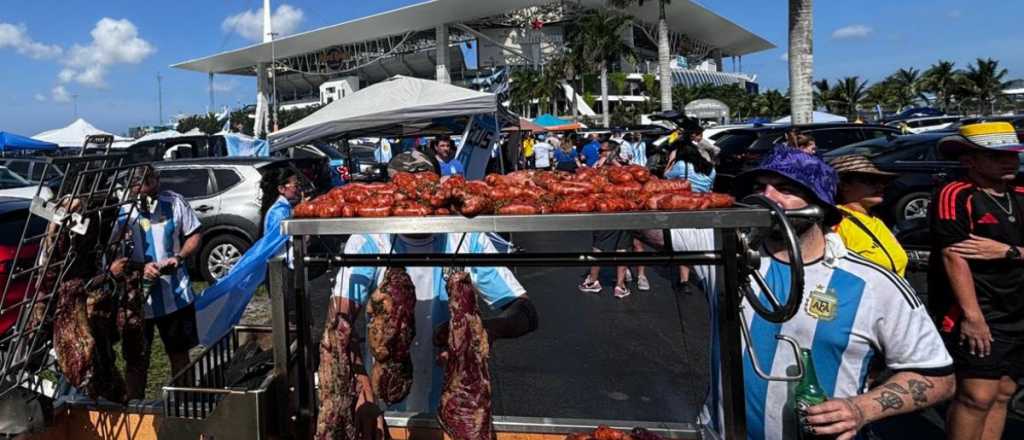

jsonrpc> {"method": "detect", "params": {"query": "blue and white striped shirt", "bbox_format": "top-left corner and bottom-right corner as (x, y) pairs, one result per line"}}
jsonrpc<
(114, 190), (202, 318)
(673, 231), (951, 440)
(333, 233), (525, 412)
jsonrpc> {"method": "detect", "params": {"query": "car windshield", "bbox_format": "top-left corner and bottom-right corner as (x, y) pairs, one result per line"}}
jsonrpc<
(714, 132), (759, 154)
(0, 167), (31, 189)
(825, 139), (892, 158)
(312, 143), (345, 160)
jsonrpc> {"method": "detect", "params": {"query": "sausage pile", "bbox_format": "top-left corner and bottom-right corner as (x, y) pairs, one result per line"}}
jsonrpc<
(366, 267), (417, 405)
(294, 166), (734, 219)
(438, 272), (493, 440)
(566, 426), (667, 440)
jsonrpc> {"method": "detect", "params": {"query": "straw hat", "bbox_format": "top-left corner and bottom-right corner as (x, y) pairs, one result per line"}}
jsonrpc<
(827, 154), (896, 177)
(938, 121), (1024, 157)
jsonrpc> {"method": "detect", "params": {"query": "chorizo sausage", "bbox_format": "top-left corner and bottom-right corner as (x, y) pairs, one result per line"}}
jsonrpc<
(392, 203), (433, 217)
(496, 204), (539, 215)
(642, 179), (692, 193)
(356, 205), (392, 217)
(554, 198), (595, 213)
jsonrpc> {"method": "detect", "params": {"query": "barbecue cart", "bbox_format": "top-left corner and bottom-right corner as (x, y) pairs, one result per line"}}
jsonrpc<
(158, 200), (810, 440)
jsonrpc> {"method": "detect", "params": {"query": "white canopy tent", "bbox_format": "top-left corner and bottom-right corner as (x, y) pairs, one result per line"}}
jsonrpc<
(33, 118), (131, 148)
(129, 128), (205, 145)
(269, 75), (498, 148)
(773, 112), (848, 124)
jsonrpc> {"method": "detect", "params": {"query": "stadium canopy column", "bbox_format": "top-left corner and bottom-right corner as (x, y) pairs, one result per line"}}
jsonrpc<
(436, 24), (451, 84)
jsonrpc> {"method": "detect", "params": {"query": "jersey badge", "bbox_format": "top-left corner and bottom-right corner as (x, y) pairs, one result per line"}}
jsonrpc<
(806, 284), (838, 321)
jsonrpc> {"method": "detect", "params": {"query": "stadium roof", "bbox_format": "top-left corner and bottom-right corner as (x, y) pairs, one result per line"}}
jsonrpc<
(172, 0), (774, 75)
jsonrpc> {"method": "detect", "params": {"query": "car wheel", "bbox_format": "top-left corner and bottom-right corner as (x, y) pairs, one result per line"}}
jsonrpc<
(894, 192), (931, 222)
(199, 234), (250, 283)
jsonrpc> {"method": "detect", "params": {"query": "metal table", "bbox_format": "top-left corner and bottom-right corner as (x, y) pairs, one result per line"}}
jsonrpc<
(280, 206), (809, 440)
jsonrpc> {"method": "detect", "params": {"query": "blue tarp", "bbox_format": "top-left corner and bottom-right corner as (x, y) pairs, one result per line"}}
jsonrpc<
(0, 132), (57, 152)
(533, 114), (572, 127)
(195, 198), (290, 346)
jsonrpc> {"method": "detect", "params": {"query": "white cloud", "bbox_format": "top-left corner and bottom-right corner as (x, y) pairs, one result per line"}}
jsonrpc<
(832, 25), (873, 40)
(947, 10), (962, 19)
(779, 51), (789, 62)
(0, 22), (62, 59)
(51, 85), (71, 103)
(59, 18), (155, 88)
(222, 4), (305, 42)
(211, 78), (238, 93)
(34, 93), (47, 102)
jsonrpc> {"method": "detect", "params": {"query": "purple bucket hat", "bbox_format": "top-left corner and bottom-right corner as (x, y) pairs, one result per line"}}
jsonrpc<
(735, 147), (842, 226)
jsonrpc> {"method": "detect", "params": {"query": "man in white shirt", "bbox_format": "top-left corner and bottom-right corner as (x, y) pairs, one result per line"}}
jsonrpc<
(532, 135), (555, 170)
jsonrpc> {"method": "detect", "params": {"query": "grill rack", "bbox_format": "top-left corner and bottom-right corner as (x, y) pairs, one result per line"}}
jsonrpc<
(0, 135), (149, 399)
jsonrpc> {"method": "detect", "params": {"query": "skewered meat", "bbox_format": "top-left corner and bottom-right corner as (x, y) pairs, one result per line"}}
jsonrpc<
(84, 274), (127, 403)
(366, 267), (416, 405)
(315, 312), (359, 440)
(438, 272), (493, 440)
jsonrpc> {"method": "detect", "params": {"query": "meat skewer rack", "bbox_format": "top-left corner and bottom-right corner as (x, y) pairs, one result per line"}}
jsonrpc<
(0, 135), (148, 403)
(246, 198), (814, 440)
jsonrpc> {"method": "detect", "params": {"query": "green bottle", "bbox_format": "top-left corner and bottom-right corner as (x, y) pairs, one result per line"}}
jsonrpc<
(794, 348), (832, 439)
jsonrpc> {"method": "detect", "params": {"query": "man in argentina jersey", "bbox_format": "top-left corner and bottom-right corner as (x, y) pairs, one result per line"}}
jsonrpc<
(330, 232), (538, 417)
(109, 166), (203, 399)
(675, 148), (953, 440)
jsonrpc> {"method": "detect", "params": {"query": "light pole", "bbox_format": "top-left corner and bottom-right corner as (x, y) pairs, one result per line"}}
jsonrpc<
(269, 32), (280, 131)
(157, 73), (164, 125)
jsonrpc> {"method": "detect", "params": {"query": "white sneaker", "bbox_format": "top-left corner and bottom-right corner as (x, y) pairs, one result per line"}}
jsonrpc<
(579, 277), (602, 293)
(624, 269), (633, 283)
(614, 286), (631, 299)
(637, 275), (650, 291)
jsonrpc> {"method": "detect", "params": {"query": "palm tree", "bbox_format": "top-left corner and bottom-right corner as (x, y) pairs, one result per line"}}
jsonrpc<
(962, 58), (1008, 115)
(891, 68), (926, 111)
(921, 60), (961, 112)
(813, 79), (835, 113)
(788, 0), (814, 124)
(546, 54), (582, 121)
(510, 68), (542, 117)
(863, 80), (894, 115)
(833, 76), (868, 119)
(610, 0), (674, 112)
(571, 9), (636, 127)
(759, 90), (791, 119)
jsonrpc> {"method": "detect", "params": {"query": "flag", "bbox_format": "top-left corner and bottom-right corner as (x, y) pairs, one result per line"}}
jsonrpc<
(195, 199), (291, 346)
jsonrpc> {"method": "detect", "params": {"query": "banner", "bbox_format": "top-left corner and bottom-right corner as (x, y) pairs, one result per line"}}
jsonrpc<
(454, 114), (501, 180)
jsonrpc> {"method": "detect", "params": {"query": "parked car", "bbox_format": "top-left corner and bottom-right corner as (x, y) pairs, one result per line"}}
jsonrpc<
(154, 157), (330, 283)
(881, 107), (945, 124)
(713, 123), (900, 191)
(0, 166), (53, 200)
(273, 141), (387, 186)
(0, 197), (46, 337)
(864, 133), (956, 223)
(944, 115), (1024, 140)
(884, 115), (962, 134)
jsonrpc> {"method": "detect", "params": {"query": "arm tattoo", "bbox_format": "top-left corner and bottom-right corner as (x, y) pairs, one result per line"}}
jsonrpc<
(907, 378), (935, 407)
(881, 383), (909, 395)
(874, 391), (904, 412)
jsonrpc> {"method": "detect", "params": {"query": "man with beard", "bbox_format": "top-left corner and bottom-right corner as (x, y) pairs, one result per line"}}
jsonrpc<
(928, 122), (1024, 440)
(676, 148), (953, 440)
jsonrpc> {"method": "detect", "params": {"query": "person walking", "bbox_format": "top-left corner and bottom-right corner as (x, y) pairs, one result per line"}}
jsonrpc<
(676, 148), (953, 440)
(580, 140), (633, 298)
(829, 154), (908, 276)
(532, 134), (555, 170)
(109, 166), (203, 399)
(927, 122), (1024, 440)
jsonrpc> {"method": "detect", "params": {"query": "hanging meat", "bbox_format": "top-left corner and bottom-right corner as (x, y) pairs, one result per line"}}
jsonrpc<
(52, 273), (127, 404)
(315, 311), (359, 440)
(438, 271), (493, 440)
(366, 267), (416, 405)
(116, 266), (147, 400)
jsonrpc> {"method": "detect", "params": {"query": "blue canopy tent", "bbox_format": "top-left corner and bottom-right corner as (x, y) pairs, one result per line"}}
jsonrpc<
(0, 132), (57, 154)
(533, 114), (571, 127)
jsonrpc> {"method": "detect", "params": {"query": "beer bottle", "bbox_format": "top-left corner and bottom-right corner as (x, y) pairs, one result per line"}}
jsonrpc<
(794, 348), (832, 439)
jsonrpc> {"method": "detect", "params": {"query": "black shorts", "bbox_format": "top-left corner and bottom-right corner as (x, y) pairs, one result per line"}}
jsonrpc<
(145, 303), (199, 353)
(943, 331), (1024, 380)
(592, 230), (632, 252)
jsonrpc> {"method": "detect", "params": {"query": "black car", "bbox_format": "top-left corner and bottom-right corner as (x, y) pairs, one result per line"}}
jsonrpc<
(712, 123), (900, 190)
(865, 133), (954, 224)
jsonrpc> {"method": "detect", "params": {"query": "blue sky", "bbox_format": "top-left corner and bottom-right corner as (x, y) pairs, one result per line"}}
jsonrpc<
(1, 0), (1021, 136)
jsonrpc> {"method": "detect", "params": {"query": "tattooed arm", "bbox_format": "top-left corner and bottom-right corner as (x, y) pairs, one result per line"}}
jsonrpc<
(802, 372), (954, 440)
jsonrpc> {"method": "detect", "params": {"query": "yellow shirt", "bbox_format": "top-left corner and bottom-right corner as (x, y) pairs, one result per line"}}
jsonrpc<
(524, 138), (535, 157)
(834, 205), (909, 276)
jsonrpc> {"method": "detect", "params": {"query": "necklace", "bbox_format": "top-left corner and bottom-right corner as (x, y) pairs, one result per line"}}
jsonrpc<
(982, 189), (1015, 222)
